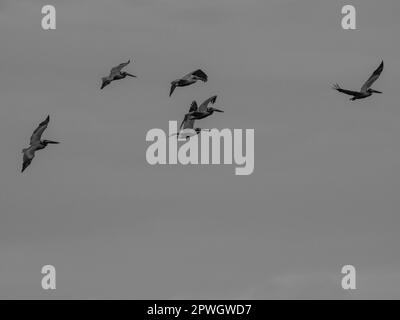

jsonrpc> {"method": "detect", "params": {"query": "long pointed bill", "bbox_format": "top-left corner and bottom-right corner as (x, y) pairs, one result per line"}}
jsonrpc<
(213, 108), (224, 112)
(125, 73), (137, 78)
(372, 90), (382, 94)
(46, 141), (59, 144)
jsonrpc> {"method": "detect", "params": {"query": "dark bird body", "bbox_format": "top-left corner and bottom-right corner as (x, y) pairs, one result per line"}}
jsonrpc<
(169, 69), (208, 96)
(186, 95), (223, 120)
(333, 61), (384, 101)
(101, 60), (136, 89)
(170, 101), (211, 140)
(21, 116), (59, 173)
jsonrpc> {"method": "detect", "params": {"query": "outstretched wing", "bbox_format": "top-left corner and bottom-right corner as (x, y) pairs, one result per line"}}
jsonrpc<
(179, 114), (195, 131)
(332, 84), (359, 97)
(110, 60), (131, 77)
(181, 69), (208, 82)
(21, 146), (36, 172)
(189, 101), (198, 112)
(361, 61), (384, 93)
(100, 78), (109, 89)
(30, 116), (50, 145)
(190, 69), (208, 82)
(169, 82), (177, 96)
(199, 95), (217, 112)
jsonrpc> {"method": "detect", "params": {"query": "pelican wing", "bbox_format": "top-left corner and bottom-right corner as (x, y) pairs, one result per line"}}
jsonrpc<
(100, 78), (109, 89)
(179, 114), (195, 131)
(182, 69), (208, 82)
(30, 116), (50, 145)
(182, 118), (195, 130)
(21, 146), (36, 172)
(191, 69), (208, 81)
(360, 61), (384, 93)
(199, 95), (217, 112)
(189, 101), (198, 112)
(110, 60), (131, 77)
(169, 83), (177, 96)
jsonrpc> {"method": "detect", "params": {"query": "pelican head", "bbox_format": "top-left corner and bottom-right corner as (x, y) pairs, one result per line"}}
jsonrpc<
(123, 72), (137, 78)
(368, 88), (382, 94)
(208, 107), (224, 114)
(42, 140), (60, 146)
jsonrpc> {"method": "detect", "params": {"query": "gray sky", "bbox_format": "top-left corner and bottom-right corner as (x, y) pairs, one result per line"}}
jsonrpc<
(0, 0), (399, 299)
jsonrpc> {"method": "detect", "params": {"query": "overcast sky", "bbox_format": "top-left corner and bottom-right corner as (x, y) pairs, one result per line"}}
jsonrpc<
(0, 0), (399, 299)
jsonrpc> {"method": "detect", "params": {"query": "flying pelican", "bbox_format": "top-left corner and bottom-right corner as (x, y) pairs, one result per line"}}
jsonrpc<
(101, 59), (136, 90)
(333, 61), (384, 101)
(170, 101), (210, 140)
(21, 116), (59, 173)
(169, 69), (208, 96)
(186, 95), (223, 120)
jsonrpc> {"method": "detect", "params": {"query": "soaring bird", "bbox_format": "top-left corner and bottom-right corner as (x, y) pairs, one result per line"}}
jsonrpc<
(186, 95), (223, 120)
(171, 101), (210, 140)
(21, 116), (59, 173)
(101, 60), (136, 89)
(169, 69), (208, 96)
(333, 61), (384, 101)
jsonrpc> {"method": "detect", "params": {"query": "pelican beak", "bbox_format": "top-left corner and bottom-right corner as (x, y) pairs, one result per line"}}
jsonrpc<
(126, 73), (137, 78)
(372, 90), (382, 94)
(213, 108), (224, 113)
(47, 140), (60, 144)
